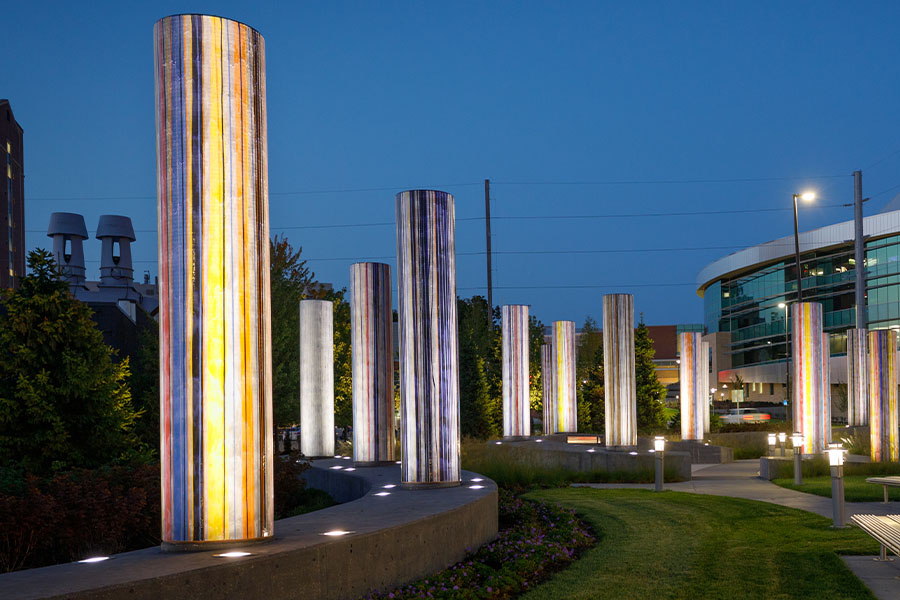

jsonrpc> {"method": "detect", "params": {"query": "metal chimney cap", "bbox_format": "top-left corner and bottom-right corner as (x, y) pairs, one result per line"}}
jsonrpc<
(96, 215), (136, 241)
(47, 213), (88, 239)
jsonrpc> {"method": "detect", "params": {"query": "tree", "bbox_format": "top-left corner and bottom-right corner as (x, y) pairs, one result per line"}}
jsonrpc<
(130, 319), (159, 455)
(576, 316), (603, 432)
(457, 296), (501, 438)
(528, 315), (545, 413)
(0, 249), (140, 474)
(580, 342), (605, 433)
(269, 235), (314, 427)
(635, 316), (667, 432)
(321, 288), (352, 428)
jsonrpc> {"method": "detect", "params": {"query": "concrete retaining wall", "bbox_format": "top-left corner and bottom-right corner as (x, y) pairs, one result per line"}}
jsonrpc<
(0, 461), (497, 600)
(489, 439), (692, 481)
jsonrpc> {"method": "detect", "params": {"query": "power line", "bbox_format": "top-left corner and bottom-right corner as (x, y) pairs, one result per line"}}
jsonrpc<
(24, 172), (855, 202)
(492, 174), (847, 186)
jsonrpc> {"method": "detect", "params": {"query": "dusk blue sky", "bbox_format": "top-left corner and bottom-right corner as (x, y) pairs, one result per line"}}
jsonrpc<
(5, 1), (900, 327)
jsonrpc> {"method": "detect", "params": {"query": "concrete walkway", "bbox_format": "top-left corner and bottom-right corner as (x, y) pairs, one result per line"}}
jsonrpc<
(573, 459), (900, 599)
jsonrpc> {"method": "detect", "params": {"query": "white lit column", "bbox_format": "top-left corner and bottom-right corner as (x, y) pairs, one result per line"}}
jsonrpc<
(502, 305), (530, 437)
(299, 299), (334, 458)
(604, 294), (636, 446)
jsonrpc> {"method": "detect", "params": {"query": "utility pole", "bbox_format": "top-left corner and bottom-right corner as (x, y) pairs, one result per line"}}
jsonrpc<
(854, 170), (866, 329)
(484, 178), (493, 328)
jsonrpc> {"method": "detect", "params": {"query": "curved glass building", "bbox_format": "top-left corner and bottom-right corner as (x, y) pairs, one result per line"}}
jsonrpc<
(696, 198), (900, 406)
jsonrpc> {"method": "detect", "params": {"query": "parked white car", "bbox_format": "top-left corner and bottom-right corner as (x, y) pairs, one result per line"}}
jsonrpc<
(720, 408), (771, 424)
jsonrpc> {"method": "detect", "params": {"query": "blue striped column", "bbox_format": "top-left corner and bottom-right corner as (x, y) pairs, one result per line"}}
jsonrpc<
(299, 299), (334, 458)
(502, 305), (530, 437)
(679, 332), (706, 440)
(350, 262), (395, 465)
(541, 344), (553, 435)
(551, 320), (577, 433)
(604, 294), (636, 447)
(847, 328), (868, 426)
(868, 329), (899, 462)
(395, 190), (460, 488)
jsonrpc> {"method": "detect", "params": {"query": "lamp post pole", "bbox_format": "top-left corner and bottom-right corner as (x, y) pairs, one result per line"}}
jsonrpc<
(793, 193), (803, 302)
(654, 437), (665, 492)
(829, 444), (846, 528)
(792, 433), (803, 485)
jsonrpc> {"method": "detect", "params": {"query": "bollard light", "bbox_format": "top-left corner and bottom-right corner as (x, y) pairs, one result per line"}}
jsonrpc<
(792, 432), (804, 485)
(653, 436), (665, 492)
(767, 433), (777, 450)
(778, 431), (787, 456)
(828, 443), (846, 528)
(828, 444), (845, 467)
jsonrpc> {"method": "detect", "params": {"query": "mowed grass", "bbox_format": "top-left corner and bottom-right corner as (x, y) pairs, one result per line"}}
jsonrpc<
(520, 488), (878, 600)
(773, 475), (900, 502)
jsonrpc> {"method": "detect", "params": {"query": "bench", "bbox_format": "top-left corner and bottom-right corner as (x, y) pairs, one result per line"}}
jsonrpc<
(865, 476), (900, 503)
(851, 514), (900, 561)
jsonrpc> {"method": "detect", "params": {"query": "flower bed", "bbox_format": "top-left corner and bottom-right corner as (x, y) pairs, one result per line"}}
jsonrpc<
(364, 489), (595, 599)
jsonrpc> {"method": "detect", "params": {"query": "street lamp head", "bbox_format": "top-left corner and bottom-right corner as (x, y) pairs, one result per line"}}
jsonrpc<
(800, 191), (816, 202)
(778, 302), (786, 309)
(791, 432), (804, 448)
(768, 433), (777, 446)
(778, 432), (787, 443)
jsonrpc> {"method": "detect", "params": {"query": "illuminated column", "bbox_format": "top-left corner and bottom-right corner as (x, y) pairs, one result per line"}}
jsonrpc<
(791, 302), (827, 454)
(679, 332), (707, 440)
(822, 333), (832, 446)
(502, 305), (530, 437)
(350, 262), (395, 465)
(396, 190), (460, 488)
(541, 344), (553, 435)
(551, 320), (577, 433)
(846, 328), (868, 426)
(299, 299), (335, 458)
(604, 294), (636, 446)
(155, 14), (272, 547)
(868, 330), (899, 462)
(701, 340), (711, 434)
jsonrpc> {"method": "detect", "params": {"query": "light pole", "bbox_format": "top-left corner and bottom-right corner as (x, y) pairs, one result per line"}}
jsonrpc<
(792, 191), (816, 302)
(792, 432), (804, 485)
(778, 301), (791, 419)
(654, 436), (665, 492)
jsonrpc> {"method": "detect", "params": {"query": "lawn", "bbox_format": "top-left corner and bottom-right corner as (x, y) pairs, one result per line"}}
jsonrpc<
(520, 488), (879, 600)
(773, 475), (900, 502)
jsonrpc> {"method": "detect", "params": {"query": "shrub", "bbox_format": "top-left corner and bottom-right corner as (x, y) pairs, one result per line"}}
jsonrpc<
(363, 489), (595, 599)
(0, 463), (160, 572)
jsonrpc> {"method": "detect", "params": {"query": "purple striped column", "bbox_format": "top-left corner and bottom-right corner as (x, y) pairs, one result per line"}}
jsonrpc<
(604, 294), (636, 447)
(792, 302), (828, 454)
(502, 305), (530, 437)
(155, 14), (273, 548)
(350, 262), (395, 465)
(395, 190), (460, 488)
(679, 332), (707, 440)
(847, 328), (868, 426)
(868, 330), (899, 462)
(551, 320), (577, 433)
(541, 344), (553, 435)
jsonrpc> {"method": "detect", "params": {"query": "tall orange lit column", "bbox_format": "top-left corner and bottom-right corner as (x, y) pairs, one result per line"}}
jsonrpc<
(155, 14), (273, 548)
